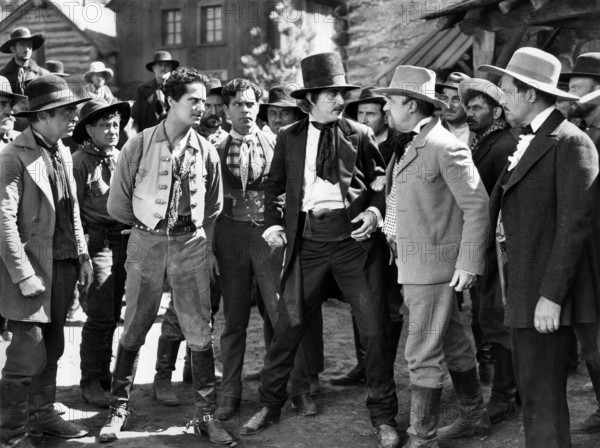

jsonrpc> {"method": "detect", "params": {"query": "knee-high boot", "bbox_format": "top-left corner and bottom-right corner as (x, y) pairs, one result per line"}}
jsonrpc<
(153, 335), (181, 406)
(0, 382), (35, 448)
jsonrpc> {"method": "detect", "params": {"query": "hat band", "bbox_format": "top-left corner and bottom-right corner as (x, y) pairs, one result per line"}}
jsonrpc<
(29, 88), (78, 110)
(304, 74), (349, 89)
(506, 64), (556, 86)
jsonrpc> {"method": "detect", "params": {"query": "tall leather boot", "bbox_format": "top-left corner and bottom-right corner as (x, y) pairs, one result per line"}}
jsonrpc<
(471, 324), (494, 384)
(487, 343), (517, 423)
(403, 385), (442, 448)
(28, 368), (88, 438)
(183, 345), (192, 384)
(436, 368), (491, 440)
(572, 358), (600, 433)
(190, 347), (235, 445)
(330, 317), (367, 385)
(99, 344), (139, 443)
(153, 335), (181, 406)
(0, 382), (35, 448)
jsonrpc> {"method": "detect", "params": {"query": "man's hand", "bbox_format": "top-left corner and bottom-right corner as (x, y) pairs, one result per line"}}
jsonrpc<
(370, 176), (386, 192)
(208, 252), (220, 283)
(449, 269), (477, 292)
(266, 230), (287, 248)
(534, 296), (561, 333)
(19, 275), (45, 298)
(78, 260), (94, 294)
(351, 210), (377, 241)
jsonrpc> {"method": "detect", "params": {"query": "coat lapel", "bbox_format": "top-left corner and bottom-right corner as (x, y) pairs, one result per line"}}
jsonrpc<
(395, 117), (438, 179)
(289, 118), (308, 199)
(503, 110), (563, 192)
(337, 118), (358, 200)
(18, 129), (55, 210)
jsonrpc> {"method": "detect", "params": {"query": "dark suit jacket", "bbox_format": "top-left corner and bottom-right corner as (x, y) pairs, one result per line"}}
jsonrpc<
(489, 109), (600, 328)
(473, 127), (517, 195)
(0, 58), (48, 96)
(131, 79), (165, 132)
(264, 116), (385, 325)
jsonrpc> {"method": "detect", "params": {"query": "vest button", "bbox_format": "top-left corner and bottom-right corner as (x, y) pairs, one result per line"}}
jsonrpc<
(159, 185), (168, 190)
(160, 170), (168, 175)
(161, 157), (170, 162)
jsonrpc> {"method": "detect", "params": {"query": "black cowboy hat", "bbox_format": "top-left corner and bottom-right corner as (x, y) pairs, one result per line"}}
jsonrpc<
(14, 75), (90, 117)
(290, 52), (359, 99)
(435, 72), (471, 93)
(45, 60), (70, 77)
(73, 99), (131, 144)
(258, 85), (306, 122)
(560, 53), (600, 82)
(146, 50), (180, 72)
(0, 27), (44, 54)
(344, 87), (387, 120)
(206, 78), (223, 96)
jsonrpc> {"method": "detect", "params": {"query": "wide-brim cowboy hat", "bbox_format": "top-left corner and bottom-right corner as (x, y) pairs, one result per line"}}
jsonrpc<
(258, 85), (306, 122)
(146, 50), (180, 72)
(374, 66), (448, 110)
(84, 61), (113, 82)
(14, 74), (90, 117)
(344, 87), (387, 120)
(206, 78), (223, 96)
(45, 60), (69, 77)
(435, 72), (471, 93)
(458, 78), (503, 105)
(73, 100), (131, 144)
(579, 89), (600, 106)
(0, 75), (27, 102)
(479, 47), (578, 102)
(290, 52), (360, 99)
(560, 53), (600, 82)
(0, 27), (44, 54)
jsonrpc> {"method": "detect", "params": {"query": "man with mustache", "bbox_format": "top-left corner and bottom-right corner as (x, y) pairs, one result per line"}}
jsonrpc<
(71, 100), (132, 409)
(0, 75), (93, 447)
(102, 68), (235, 446)
(0, 75), (23, 150)
(239, 52), (400, 448)
(258, 85), (307, 134)
(196, 78), (229, 146)
(436, 72), (474, 147)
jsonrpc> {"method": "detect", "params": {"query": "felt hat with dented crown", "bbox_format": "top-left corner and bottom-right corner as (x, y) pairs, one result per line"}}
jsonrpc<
(373, 66), (448, 110)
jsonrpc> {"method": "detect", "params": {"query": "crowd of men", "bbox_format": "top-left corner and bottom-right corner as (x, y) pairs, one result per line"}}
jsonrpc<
(0, 24), (600, 448)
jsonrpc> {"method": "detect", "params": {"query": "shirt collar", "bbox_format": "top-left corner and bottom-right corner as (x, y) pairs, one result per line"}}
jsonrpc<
(230, 126), (259, 141)
(156, 121), (198, 152)
(530, 106), (556, 133)
(412, 117), (433, 133)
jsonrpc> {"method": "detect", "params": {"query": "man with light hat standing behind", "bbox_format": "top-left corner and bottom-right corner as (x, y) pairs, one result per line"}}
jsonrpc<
(458, 78), (519, 424)
(72, 99), (131, 408)
(0, 74), (93, 447)
(436, 72), (474, 146)
(82, 62), (116, 103)
(480, 47), (600, 448)
(239, 52), (400, 448)
(374, 66), (490, 447)
(0, 27), (49, 96)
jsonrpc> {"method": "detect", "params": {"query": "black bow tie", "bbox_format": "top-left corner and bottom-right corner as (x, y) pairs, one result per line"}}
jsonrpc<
(312, 121), (339, 184)
(394, 131), (417, 160)
(521, 124), (535, 135)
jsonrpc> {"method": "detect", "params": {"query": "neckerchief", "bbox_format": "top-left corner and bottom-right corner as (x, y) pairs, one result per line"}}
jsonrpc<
(168, 145), (193, 229)
(312, 120), (339, 184)
(470, 119), (509, 154)
(83, 140), (116, 171)
(229, 126), (264, 193)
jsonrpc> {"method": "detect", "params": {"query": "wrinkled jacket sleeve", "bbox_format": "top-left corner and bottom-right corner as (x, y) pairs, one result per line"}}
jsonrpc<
(107, 134), (143, 225)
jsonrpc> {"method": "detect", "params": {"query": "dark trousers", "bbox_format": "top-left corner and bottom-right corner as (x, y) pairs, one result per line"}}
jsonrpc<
(216, 218), (311, 398)
(1, 260), (76, 392)
(510, 326), (570, 448)
(259, 238), (398, 427)
(80, 227), (128, 386)
(479, 249), (510, 349)
(573, 322), (600, 408)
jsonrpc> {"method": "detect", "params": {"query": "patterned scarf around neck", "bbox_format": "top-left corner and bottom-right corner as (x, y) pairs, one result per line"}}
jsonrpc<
(168, 145), (193, 229)
(229, 126), (263, 193)
(470, 119), (509, 154)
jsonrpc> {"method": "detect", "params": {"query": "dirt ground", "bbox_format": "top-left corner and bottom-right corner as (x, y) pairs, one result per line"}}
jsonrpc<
(1, 293), (600, 448)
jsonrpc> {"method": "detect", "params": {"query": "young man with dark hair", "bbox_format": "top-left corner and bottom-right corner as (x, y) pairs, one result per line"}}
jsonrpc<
(239, 52), (400, 448)
(72, 99), (132, 409)
(101, 67), (234, 446)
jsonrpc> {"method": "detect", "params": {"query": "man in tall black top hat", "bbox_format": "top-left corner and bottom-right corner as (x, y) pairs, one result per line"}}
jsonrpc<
(239, 52), (400, 448)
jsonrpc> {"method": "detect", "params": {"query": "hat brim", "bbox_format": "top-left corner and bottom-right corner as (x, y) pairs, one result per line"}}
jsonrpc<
(559, 72), (600, 82)
(0, 34), (44, 54)
(84, 69), (113, 82)
(290, 84), (360, 99)
(257, 102), (306, 123)
(14, 97), (91, 117)
(479, 65), (579, 102)
(72, 101), (131, 144)
(435, 82), (460, 94)
(579, 89), (600, 106)
(344, 96), (387, 120)
(0, 90), (27, 102)
(372, 88), (448, 110)
(208, 86), (222, 96)
(146, 60), (180, 72)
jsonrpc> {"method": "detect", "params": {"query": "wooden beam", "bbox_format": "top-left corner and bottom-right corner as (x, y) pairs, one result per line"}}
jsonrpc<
(472, 30), (495, 79)
(498, 0), (523, 14)
(423, 0), (500, 20)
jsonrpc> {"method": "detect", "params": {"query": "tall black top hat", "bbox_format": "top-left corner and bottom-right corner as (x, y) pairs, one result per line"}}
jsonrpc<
(290, 52), (359, 99)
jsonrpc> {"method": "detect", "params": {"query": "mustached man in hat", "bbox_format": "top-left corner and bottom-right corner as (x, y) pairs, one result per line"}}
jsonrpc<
(436, 72), (474, 146)
(258, 84), (307, 134)
(329, 87), (404, 388)
(0, 74), (93, 447)
(458, 78), (519, 424)
(102, 67), (235, 446)
(131, 50), (179, 133)
(0, 27), (49, 96)
(71, 99), (131, 409)
(239, 52), (400, 448)
(82, 62), (116, 104)
(480, 47), (600, 448)
(196, 78), (229, 146)
(374, 66), (490, 447)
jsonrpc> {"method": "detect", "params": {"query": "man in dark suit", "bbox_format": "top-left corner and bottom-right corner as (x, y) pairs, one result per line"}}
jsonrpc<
(0, 27), (49, 97)
(458, 78), (519, 424)
(481, 47), (600, 448)
(238, 52), (400, 448)
(131, 51), (179, 133)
